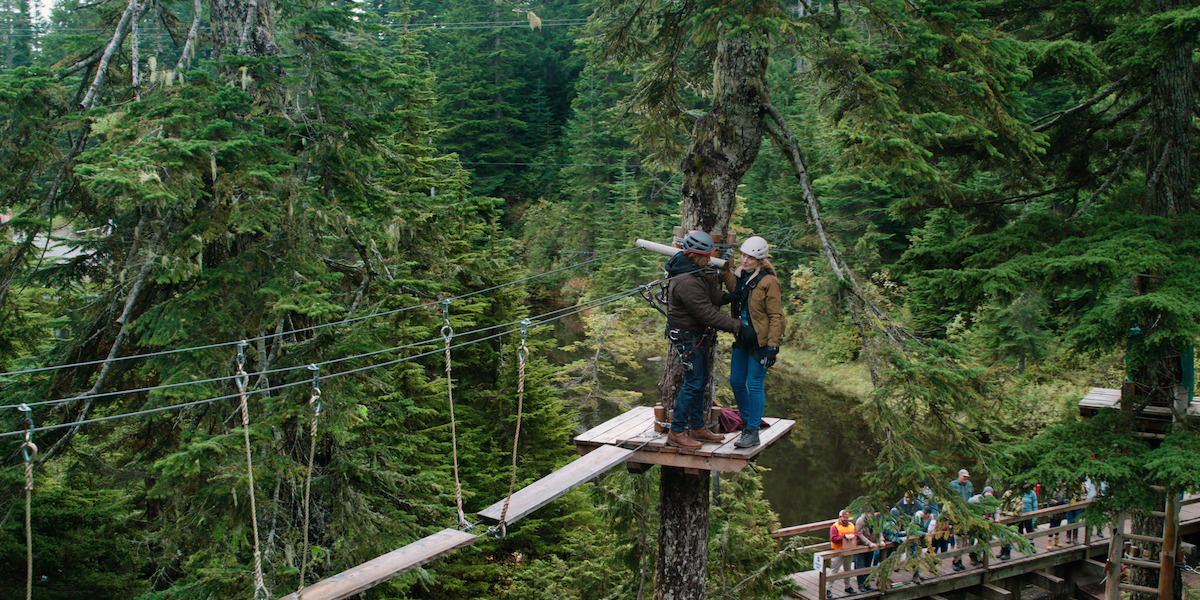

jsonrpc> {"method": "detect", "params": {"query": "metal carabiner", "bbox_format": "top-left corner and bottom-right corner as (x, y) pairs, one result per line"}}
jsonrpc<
(440, 299), (453, 342)
(517, 319), (531, 364)
(17, 404), (35, 462)
(307, 364), (322, 415)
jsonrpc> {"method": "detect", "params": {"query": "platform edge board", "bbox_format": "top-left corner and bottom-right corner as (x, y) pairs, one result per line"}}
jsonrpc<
(573, 406), (653, 444)
(625, 448), (751, 473)
(279, 528), (478, 600)
(478, 445), (635, 524)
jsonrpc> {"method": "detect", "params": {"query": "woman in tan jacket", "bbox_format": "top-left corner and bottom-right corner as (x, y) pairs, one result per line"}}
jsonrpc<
(728, 236), (786, 448)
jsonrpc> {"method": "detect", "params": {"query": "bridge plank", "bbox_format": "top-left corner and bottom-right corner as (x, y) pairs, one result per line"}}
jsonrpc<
(479, 445), (634, 524)
(279, 528), (477, 600)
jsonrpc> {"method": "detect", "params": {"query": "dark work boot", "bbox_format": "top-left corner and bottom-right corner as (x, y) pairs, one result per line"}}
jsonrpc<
(733, 429), (760, 448)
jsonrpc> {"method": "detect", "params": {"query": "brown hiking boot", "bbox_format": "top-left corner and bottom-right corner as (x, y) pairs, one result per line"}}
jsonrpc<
(666, 430), (701, 449)
(689, 427), (724, 443)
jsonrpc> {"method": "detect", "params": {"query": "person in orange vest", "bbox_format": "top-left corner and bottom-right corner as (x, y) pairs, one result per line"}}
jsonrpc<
(829, 509), (877, 597)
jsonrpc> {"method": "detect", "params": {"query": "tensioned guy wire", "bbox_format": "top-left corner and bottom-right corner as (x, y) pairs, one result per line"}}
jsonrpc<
(0, 247), (640, 379)
(0, 277), (669, 438)
(0, 268), (666, 412)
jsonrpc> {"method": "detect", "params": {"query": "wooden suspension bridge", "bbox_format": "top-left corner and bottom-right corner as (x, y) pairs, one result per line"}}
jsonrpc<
(281, 406), (796, 600)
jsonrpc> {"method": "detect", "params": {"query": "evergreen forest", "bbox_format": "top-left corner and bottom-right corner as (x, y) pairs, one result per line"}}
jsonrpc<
(1, 0), (1200, 598)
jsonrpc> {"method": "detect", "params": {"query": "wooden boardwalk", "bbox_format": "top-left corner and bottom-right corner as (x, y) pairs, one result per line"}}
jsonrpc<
(783, 498), (1200, 600)
(574, 405), (796, 473)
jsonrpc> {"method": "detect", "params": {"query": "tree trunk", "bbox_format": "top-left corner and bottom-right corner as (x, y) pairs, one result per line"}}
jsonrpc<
(679, 35), (769, 237)
(656, 466), (711, 600)
(655, 31), (768, 600)
(1145, 0), (1193, 216)
(210, 0), (280, 61)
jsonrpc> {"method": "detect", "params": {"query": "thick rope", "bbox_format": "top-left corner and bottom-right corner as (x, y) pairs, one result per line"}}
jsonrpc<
(18, 404), (34, 600)
(497, 324), (530, 533)
(297, 382), (321, 598)
(235, 355), (269, 600)
(442, 304), (467, 528)
(21, 442), (35, 600)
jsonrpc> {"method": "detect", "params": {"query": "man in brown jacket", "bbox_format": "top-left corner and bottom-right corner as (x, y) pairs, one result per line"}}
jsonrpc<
(663, 230), (741, 449)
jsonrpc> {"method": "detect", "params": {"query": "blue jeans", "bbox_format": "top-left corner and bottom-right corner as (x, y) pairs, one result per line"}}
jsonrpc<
(729, 346), (766, 431)
(671, 345), (708, 432)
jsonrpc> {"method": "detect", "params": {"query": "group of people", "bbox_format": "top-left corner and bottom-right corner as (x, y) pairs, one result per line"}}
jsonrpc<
(825, 469), (1104, 596)
(662, 230), (786, 449)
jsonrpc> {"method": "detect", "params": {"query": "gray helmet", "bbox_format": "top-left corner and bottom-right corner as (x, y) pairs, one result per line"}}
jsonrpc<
(682, 230), (715, 254)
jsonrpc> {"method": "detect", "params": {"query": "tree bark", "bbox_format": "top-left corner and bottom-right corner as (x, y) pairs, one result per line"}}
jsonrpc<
(210, 0), (280, 61)
(1145, 0), (1193, 216)
(678, 35), (769, 237)
(657, 466), (711, 600)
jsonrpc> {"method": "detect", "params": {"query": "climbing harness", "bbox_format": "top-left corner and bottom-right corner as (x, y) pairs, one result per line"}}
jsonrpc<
(297, 364), (322, 599)
(442, 300), (468, 529)
(497, 320), (531, 537)
(667, 327), (713, 372)
(19, 404), (35, 600)
(235, 341), (269, 600)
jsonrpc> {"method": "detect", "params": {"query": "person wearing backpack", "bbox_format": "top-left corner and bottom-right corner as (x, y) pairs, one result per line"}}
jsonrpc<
(727, 236), (786, 448)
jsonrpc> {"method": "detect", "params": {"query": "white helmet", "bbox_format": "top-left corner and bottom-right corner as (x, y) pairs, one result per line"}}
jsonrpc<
(740, 236), (769, 259)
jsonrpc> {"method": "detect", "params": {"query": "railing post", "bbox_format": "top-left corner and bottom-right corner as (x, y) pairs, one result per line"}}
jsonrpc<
(1104, 513), (1125, 600)
(817, 551), (828, 600)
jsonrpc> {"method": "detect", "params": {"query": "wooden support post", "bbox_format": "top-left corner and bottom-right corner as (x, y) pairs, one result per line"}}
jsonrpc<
(1104, 513), (1125, 600)
(1159, 491), (1179, 600)
(657, 466), (710, 600)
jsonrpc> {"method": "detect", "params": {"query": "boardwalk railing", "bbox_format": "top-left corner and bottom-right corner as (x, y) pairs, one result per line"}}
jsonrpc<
(784, 500), (1097, 599)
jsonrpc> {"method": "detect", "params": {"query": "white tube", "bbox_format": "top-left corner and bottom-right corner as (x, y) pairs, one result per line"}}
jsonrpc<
(635, 238), (726, 268)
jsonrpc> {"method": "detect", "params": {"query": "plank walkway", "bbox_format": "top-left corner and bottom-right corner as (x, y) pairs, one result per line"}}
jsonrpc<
(278, 528), (478, 600)
(574, 405), (796, 473)
(285, 439), (637, 600)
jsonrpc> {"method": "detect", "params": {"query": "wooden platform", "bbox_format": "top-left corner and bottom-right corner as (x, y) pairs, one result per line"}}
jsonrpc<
(279, 528), (478, 600)
(478, 444), (634, 524)
(574, 405), (795, 473)
(1079, 387), (1198, 419)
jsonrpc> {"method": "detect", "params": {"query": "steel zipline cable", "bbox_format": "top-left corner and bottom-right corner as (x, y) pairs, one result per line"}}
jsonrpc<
(0, 247), (640, 380)
(0, 272), (686, 438)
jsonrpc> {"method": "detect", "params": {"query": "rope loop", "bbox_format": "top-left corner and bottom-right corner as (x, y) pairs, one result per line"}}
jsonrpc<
(20, 441), (37, 465)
